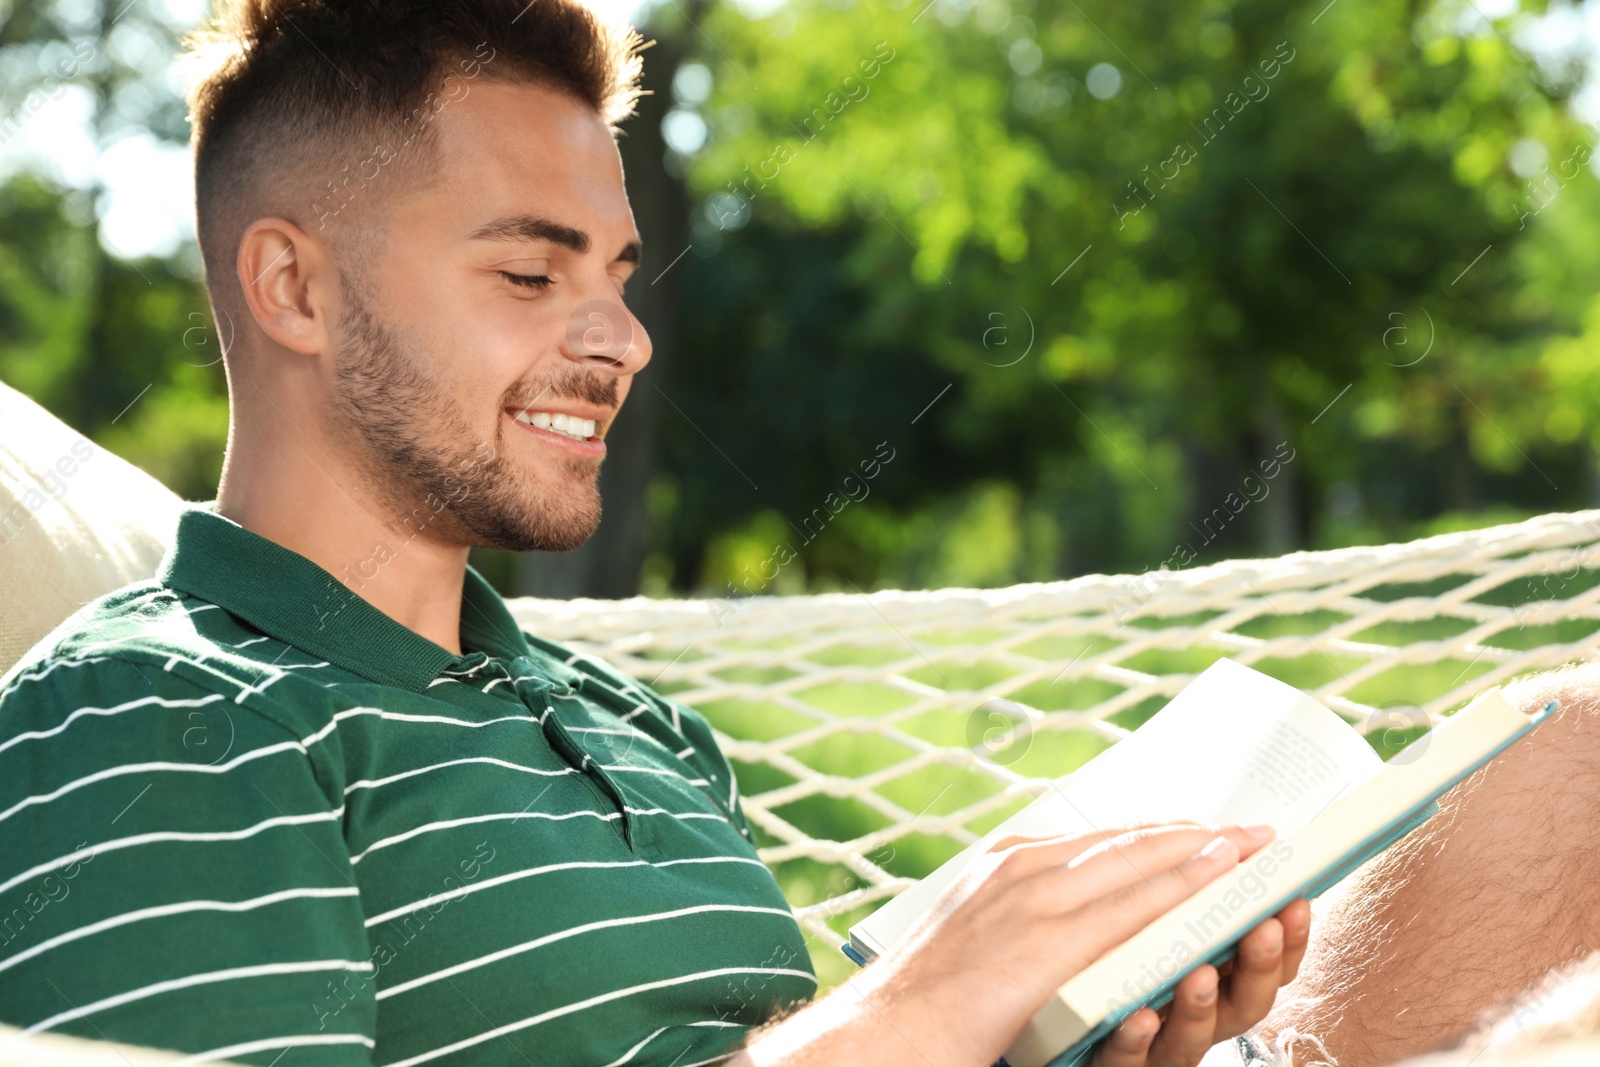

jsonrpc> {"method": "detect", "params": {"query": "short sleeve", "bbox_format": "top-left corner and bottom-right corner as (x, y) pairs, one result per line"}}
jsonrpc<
(0, 655), (377, 1065)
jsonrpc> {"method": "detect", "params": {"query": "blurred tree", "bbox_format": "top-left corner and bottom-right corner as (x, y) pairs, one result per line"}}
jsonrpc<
(657, 0), (1599, 592)
(3, 0), (1600, 600)
(0, 0), (227, 500)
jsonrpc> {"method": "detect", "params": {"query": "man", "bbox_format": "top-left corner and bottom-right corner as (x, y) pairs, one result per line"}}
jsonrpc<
(0, 1), (1579, 1065)
(0, 1), (1302, 1064)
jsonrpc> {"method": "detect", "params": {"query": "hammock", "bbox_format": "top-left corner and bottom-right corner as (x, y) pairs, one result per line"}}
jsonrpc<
(507, 509), (1600, 970)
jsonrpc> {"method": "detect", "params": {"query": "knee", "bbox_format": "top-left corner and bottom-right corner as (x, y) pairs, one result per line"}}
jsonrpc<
(1497, 661), (1600, 770)
(1456, 662), (1600, 868)
(1501, 661), (1600, 722)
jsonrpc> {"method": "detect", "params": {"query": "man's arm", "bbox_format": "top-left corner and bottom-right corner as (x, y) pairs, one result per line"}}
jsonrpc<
(0, 656), (377, 1064)
(729, 824), (1310, 1067)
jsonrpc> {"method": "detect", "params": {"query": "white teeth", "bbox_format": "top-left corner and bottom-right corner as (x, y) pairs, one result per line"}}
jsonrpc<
(512, 410), (595, 441)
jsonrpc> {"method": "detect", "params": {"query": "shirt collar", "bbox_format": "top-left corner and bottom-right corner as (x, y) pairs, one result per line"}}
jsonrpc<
(157, 503), (535, 692)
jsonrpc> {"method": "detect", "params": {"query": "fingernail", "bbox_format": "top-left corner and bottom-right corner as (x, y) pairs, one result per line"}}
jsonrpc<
(1188, 967), (1219, 1005)
(1190, 835), (1237, 867)
(1242, 823), (1275, 840)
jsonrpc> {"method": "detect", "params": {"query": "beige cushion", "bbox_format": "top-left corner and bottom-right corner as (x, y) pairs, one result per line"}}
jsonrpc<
(0, 381), (185, 677)
(0, 1024), (212, 1066)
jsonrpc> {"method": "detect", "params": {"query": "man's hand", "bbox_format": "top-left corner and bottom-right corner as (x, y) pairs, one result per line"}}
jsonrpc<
(1091, 896), (1312, 1067)
(731, 822), (1309, 1067)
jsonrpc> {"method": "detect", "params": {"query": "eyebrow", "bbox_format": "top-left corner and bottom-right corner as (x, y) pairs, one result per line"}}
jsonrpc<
(467, 214), (641, 265)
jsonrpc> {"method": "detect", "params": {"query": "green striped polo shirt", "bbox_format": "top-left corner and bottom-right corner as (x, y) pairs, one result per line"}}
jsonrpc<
(0, 504), (816, 1065)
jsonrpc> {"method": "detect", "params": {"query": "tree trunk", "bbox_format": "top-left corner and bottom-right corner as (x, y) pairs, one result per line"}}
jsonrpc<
(1256, 392), (1300, 554)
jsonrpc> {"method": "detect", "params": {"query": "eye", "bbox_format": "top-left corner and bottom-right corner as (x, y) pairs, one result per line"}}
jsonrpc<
(500, 271), (552, 291)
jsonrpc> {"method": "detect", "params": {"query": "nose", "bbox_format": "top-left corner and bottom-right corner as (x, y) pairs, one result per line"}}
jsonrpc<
(561, 295), (652, 377)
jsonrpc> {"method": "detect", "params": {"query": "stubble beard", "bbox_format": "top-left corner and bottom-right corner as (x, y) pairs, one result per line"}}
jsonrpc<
(328, 278), (614, 552)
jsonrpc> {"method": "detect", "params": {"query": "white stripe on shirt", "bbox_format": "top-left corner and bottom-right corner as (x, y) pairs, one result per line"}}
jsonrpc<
(342, 756), (579, 796)
(385, 966), (817, 1067)
(0, 740), (307, 827)
(0, 808), (343, 898)
(0, 656), (113, 701)
(300, 707), (538, 748)
(0, 692), (227, 757)
(25, 958), (374, 1034)
(0, 887), (360, 977)
(364, 855), (769, 926)
(349, 809), (617, 864)
(600, 1026), (668, 1067)
(349, 806), (728, 865)
(232, 671), (289, 704)
(167, 1032), (376, 1067)
(377, 904), (796, 999)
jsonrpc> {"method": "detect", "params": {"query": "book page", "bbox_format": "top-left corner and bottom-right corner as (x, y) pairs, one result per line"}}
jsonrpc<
(853, 658), (1382, 957)
(1005, 688), (1542, 1067)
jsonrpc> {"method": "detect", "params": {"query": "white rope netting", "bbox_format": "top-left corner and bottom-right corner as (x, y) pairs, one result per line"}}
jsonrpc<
(507, 509), (1600, 977)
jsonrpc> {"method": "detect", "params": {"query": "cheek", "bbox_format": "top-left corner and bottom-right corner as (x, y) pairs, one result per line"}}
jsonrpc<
(448, 306), (553, 405)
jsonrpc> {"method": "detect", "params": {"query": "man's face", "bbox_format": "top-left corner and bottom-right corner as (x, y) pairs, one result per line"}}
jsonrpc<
(327, 80), (650, 553)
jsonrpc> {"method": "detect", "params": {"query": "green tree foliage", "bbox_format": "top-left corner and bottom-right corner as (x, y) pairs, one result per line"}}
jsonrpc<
(0, 173), (226, 498)
(654, 0), (1600, 593)
(3, 0), (1599, 598)
(0, 0), (227, 501)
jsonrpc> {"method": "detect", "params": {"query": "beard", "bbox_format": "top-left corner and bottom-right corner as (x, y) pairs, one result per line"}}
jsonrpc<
(327, 273), (616, 552)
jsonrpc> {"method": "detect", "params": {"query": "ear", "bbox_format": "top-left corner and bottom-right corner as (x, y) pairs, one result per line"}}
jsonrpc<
(235, 216), (340, 358)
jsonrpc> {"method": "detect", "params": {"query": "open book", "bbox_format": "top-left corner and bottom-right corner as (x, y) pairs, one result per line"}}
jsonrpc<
(844, 658), (1555, 1067)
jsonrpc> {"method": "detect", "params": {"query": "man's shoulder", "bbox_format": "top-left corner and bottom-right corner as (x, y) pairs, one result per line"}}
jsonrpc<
(0, 582), (329, 743)
(5, 581), (242, 686)
(6, 581), (159, 683)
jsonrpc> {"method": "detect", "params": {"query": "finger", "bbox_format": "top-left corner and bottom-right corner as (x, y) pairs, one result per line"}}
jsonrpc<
(1071, 825), (1272, 879)
(1049, 825), (1265, 911)
(986, 821), (1211, 858)
(1064, 835), (1242, 959)
(1091, 1007), (1161, 1067)
(1215, 916), (1284, 1037)
(981, 822), (1247, 891)
(1145, 966), (1220, 1067)
(1275, 898), (1311, 984)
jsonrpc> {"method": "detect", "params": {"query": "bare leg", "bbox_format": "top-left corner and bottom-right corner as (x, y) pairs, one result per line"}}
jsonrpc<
(1254, 663), (1600, 1067)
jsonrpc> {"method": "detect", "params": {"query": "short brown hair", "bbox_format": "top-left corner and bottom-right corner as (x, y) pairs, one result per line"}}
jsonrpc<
(179, 0), (645, 328)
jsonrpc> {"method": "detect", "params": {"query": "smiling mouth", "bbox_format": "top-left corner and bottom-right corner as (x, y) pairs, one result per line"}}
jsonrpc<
(510, 408), (596, 441)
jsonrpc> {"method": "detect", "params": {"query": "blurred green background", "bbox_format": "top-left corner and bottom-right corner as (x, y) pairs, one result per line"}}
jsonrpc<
(3, 0), (1600, 601)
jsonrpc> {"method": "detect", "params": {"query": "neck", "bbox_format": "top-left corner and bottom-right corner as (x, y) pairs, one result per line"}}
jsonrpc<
(216, 386), (473, 656)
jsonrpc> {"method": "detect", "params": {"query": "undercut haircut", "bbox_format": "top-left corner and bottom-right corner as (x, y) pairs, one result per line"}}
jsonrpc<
(178, 0), (645, 332)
